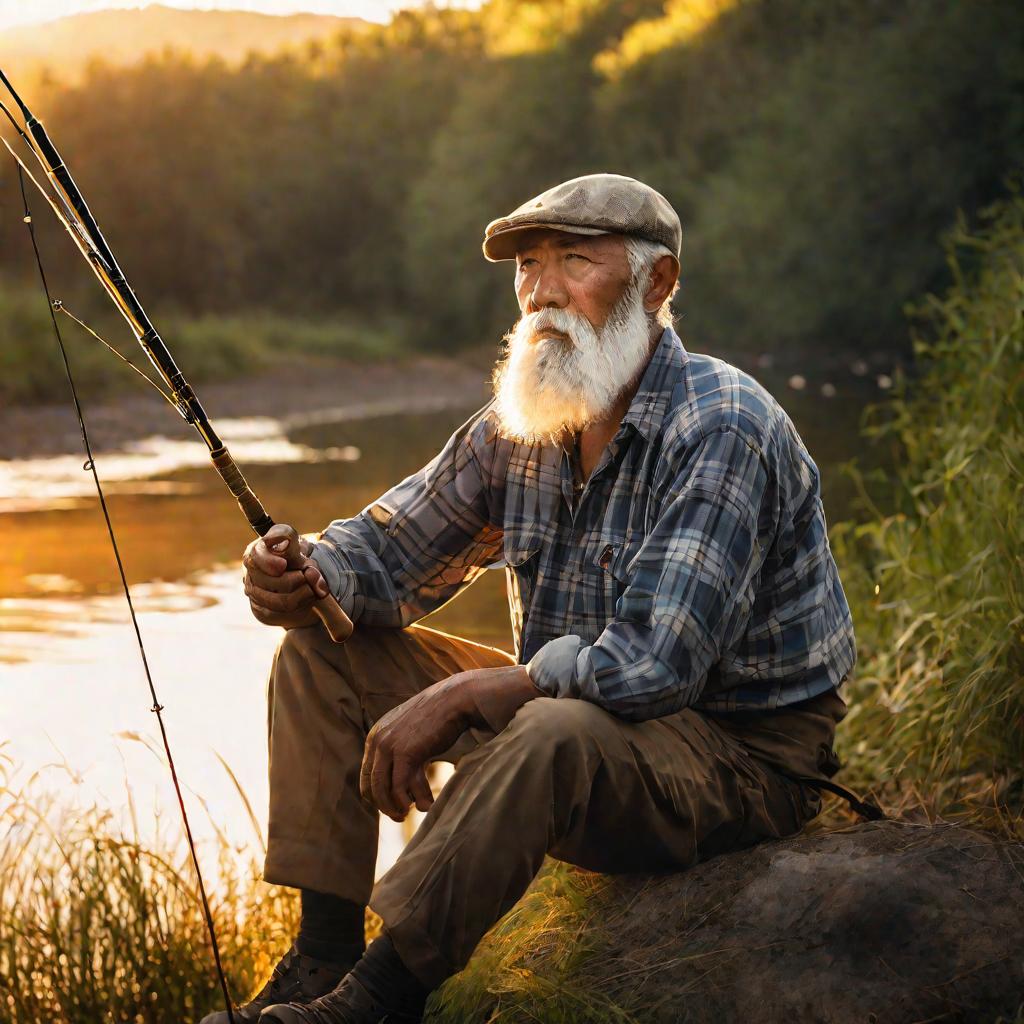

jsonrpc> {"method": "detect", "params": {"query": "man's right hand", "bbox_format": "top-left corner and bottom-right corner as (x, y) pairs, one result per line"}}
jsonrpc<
(242, 525), (330, 629)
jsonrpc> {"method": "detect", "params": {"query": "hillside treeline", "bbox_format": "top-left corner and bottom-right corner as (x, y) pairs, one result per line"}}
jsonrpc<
(1, 0), (1022, 360)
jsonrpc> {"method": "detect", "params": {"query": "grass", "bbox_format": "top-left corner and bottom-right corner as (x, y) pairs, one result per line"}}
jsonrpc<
(0, 750), (300, 1024)
(0, 281), (411, 406)
(2, 197), (1022, 1021)
(430, 863), (639, 1024)
(828, 191), (1024, 828)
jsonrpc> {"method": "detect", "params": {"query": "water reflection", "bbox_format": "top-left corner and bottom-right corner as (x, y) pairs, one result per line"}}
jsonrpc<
(0, 415), (360, 512)
(0, 405), (513, 882)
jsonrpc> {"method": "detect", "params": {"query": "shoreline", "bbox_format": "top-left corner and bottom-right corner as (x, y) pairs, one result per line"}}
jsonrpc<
(0, 355), (491, 461)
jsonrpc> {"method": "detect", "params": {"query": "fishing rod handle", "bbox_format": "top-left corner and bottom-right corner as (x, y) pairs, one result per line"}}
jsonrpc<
(211, 446), (274, 534)
(276, 526), (355, 644)
(210, 447), (354, 643)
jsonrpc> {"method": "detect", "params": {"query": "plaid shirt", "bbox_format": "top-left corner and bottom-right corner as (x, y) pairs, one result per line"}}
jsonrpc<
(311, 328), (855, 721)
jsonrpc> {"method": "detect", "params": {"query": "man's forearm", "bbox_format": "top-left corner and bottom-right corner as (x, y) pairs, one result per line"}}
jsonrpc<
(459, 664), (545, 734)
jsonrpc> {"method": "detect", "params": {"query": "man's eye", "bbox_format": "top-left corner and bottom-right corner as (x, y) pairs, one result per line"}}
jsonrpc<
(518, 258), (537, 269)
(565, 252), (589, 262)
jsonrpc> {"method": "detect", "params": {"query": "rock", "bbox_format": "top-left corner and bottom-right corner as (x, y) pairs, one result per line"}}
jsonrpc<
(592, 822), (1024, 1023)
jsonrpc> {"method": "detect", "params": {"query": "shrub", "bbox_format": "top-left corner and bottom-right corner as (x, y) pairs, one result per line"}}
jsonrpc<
(830, 192), (1024, 820)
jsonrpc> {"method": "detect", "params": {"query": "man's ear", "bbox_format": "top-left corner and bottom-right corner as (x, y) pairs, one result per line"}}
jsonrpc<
(643, 254), (680, 313)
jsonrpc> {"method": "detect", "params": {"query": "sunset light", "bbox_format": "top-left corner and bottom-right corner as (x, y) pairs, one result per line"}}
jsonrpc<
(0, 0), (483, 31)
(2, 0), (1022, 1020)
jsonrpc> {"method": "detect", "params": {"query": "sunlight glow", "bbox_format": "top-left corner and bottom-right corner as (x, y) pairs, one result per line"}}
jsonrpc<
(0, 0), (483, 32)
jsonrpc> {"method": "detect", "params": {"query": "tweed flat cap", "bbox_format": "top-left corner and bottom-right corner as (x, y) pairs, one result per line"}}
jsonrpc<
(483, 172), (681, 262)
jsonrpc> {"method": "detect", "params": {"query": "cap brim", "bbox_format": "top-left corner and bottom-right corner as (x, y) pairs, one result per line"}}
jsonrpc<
(482, 222), (608, 262)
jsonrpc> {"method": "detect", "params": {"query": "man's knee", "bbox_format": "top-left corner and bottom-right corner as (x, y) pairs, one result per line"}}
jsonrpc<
(271, 623), (359, 703)
(501, 697), (620, 762)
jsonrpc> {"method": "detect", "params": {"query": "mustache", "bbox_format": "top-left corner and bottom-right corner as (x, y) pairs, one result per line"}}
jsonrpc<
(518, 308), (591, 347)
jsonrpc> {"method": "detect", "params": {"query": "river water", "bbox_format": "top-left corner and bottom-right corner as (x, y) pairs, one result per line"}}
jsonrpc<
(0, 369), (878, 880)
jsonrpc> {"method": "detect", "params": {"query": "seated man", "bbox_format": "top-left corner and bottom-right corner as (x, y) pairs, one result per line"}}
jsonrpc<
(208, 173), (856, 1024)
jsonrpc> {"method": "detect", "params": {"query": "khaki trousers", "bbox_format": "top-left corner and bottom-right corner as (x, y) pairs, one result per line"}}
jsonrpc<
(264, 623), (845, 987)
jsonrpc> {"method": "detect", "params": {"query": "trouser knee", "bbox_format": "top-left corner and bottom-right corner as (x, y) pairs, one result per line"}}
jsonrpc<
(458, 698), (612, 823)
(270, 624), (362, 704)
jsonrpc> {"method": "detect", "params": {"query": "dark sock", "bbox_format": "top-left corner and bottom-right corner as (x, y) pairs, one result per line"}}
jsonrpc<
(296, 889), (366, 965)
(348, 933), (429, 1017)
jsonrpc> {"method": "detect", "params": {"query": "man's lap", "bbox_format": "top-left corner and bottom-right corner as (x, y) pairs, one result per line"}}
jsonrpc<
(275, 621), (838, 857)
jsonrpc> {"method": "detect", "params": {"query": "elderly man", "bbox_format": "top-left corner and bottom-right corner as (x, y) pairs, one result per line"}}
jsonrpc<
(210, 173), (856, 1024)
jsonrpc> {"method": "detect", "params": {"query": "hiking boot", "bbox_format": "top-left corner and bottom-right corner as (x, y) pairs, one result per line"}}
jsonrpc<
(198, 945), (353, 1024)
(258, 971), (424, 1024)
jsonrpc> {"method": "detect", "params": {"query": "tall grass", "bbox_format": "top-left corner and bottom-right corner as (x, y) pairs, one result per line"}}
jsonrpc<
(830, 191), (1024, 821)
(0, 753), (299, 1024)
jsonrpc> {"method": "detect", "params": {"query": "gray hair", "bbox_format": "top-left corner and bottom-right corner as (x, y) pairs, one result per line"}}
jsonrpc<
(624, 237), (678, 330)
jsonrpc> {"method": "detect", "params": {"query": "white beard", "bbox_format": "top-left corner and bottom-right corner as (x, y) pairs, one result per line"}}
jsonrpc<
(491, 282), (654, 444)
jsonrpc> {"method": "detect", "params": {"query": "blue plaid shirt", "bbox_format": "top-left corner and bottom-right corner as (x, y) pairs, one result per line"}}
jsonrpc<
(310, 328), (855, 721)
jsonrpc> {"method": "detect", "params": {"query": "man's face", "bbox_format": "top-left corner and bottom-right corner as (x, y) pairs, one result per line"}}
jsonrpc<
(513, 229), (633, 332)
(491, 229), (657, 444)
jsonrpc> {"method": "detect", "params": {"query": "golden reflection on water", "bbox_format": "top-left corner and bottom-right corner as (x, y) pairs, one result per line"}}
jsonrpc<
(0, 407), (512, 882)
(2, 409), (513, 645)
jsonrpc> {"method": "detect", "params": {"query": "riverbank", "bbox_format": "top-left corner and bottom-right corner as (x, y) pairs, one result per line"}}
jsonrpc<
(0, 353), (491, 460)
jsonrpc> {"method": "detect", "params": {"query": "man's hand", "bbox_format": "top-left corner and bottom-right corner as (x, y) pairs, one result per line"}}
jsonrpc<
(360, 665), (541, 822)
(360, 676), (470, 822)
(242, 523), (330, 629)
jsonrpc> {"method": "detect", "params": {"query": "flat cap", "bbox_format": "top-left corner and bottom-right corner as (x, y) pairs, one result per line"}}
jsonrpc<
(483, 172), (681, 262)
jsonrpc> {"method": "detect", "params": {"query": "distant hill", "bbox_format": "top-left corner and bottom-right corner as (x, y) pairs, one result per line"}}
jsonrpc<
(0, 4), (365, 84)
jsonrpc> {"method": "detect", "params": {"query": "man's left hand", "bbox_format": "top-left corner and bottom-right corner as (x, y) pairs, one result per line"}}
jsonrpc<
(360, 665), (541, 821)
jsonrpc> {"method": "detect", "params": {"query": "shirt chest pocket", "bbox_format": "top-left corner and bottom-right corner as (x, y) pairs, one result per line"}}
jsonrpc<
(502, 528), (543, 622)
(590, 535), (650, 621)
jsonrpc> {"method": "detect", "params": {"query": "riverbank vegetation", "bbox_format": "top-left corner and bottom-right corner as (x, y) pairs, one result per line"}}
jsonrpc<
(0, 281), (410, 405)
(830, 194), (1024, 825)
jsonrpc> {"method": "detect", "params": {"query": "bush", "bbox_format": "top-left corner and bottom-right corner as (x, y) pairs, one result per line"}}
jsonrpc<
(831, 192), (1024, 818)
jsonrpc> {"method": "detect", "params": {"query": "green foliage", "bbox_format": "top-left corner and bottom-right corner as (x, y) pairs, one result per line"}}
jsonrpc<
(0, 281), (113, 404)
(831, 193), (1024, 815)
(3, 0), (1021, 384)
(0, 276), (409, 405)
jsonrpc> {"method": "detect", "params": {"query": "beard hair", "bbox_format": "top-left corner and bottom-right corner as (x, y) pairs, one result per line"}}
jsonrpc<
(491, 279), (654, 444)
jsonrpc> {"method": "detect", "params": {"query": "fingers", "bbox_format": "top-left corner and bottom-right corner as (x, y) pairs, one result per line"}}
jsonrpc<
(365, 742), (403, 821)
(243, 526), (329, 616)
(362, 729), (426, 822)
(243, 574), (315, 614)
(243, 535), (289, 577)
(300, 558), (330, 600)
(248, 599), (284, 626)
(359, 745), (373, 804)
(407, 766), (434, 814)
(247, 565), (308, 595)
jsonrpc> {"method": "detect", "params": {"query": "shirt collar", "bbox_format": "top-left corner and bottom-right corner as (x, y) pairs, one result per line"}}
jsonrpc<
(620, 327), (689, 441)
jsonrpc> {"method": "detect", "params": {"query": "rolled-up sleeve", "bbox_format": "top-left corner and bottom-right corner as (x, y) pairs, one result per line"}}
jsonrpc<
(527, 426), (775, 721)
(309, 404), (506, 628)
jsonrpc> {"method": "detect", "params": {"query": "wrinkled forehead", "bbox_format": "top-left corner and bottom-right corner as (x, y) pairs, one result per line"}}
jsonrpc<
(511, 228), (628, 259)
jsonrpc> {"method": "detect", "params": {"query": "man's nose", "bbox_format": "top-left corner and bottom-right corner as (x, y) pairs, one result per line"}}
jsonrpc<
(527, 266), (569, 312)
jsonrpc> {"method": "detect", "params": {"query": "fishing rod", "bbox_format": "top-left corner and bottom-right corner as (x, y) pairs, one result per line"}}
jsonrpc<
(0, 67), (353, 643)
(1, 69), (354, 1021)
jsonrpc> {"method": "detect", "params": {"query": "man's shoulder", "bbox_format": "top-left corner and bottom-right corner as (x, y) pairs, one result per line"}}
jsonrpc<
(663, 349), (788, 454)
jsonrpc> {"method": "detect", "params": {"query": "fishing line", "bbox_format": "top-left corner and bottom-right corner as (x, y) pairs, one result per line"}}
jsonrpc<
(55, 301), (179, 409)
(14, 163), (237, 1023)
